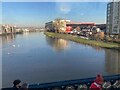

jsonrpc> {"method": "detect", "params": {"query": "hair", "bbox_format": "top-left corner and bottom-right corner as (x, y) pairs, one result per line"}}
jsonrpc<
(97, 74), (101, 77)
(13, 79), (21, 86)
(95, 74), (104, 84)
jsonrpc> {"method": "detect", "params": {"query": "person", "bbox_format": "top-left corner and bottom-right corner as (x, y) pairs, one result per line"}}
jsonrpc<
(21, 83), (28, 90)
(13, 79), (21, 90)
(90, 74), (104, 90)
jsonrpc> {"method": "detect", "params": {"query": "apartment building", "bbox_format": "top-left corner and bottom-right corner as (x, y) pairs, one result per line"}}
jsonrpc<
(106, 1), (120, 35)
(45, 19), (70, 33)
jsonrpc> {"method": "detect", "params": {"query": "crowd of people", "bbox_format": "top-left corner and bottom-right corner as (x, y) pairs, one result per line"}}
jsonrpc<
(2, 74), (120, 90)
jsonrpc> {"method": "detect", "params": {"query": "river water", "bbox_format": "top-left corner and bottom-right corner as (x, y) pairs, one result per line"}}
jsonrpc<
(1, 32), (120, 88)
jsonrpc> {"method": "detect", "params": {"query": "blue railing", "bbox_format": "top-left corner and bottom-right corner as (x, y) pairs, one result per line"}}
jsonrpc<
(29, 74), (120, 89)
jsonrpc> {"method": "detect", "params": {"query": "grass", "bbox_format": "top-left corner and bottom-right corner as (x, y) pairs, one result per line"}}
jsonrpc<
(44, 32), (120, 51)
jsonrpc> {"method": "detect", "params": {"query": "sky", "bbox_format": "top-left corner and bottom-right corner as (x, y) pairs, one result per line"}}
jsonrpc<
(2, 2), (108, 27)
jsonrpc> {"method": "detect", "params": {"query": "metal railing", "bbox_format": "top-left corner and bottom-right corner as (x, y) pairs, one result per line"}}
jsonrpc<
(28, 74), (120, 89)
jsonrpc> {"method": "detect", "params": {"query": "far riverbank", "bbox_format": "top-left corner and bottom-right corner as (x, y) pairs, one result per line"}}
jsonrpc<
(44, 32), (120, 51)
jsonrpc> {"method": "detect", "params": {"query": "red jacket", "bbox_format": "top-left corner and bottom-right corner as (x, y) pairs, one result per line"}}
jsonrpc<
(90, 82), (102, 90)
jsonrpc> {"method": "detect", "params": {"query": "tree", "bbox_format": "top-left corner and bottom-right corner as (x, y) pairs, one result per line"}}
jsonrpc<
(76, 26), (81, 31)
(99, 32), (104, 40)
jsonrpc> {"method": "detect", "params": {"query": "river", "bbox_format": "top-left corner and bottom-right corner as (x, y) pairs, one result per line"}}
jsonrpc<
(1, 32), (120, 88)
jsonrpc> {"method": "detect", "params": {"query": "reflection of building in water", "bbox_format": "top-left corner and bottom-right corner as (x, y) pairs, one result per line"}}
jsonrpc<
(53, 39), (68, 51)
(91, 46), (103, 51)
(23, 31), (30, 36)
(2, 34), (16, 44)
(46, 37), (68, 52)
(105, 49), (120, 74)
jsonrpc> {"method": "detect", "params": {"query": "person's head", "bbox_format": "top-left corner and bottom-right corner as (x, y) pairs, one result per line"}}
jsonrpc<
(95, 74), (104, 85)
(13, 79), (21, 88)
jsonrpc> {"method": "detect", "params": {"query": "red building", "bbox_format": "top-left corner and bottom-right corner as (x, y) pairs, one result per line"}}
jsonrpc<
(66, 26), (72, 33)
(66, 22), (96, 30)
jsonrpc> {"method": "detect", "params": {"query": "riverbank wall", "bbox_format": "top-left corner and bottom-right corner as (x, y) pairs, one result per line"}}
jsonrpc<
(44, 32), (120, 51)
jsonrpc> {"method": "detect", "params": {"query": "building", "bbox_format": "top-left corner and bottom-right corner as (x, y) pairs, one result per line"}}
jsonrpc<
(66, 22), (95, 30)
(45, 19), (70, 33)
(96, 24), (106, 33)
(45, 19), (95, 33)
(1, 25), (16, 35)
(45, 21), (55, 32)
(106, 0), (120, 35)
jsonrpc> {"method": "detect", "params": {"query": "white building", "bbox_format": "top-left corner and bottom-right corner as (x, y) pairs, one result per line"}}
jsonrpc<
(1, 24), (16, 34)
(45, 19), (70, 33)
(106, 0), (120, 35)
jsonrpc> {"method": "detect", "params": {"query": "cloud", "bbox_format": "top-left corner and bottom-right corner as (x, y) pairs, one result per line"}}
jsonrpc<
(80, 13), (84, 16)
(56, 3), (71, 14)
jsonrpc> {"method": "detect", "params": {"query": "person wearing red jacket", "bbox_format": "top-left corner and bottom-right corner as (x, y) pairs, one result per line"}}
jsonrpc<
(90, 74), (104, 90)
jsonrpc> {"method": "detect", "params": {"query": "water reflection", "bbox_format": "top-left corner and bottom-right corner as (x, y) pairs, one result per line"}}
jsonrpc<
(46, 36), (68, 52)
(91, 46), (104, 51)
(23, 32), (30, 37)
(2, 34), (16, 44)
(0, 36), (2, 89)
(105, 49), (120, 74)
(1, 32), (120, 88)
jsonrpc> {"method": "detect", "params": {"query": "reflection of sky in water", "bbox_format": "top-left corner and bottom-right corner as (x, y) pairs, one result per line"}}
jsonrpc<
(0, 37), (2, 89)
(2, 33), (47, 54)
(2, 32), (120, 88)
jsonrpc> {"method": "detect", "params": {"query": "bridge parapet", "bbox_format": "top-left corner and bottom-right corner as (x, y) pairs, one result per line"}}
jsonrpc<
(28, 74), (120, 90)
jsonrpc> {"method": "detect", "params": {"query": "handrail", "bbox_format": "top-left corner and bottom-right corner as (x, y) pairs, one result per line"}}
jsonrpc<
(29, 74), (120, 89)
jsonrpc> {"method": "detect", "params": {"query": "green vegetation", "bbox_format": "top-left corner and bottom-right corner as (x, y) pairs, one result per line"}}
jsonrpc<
(44, 32), (120, 50)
